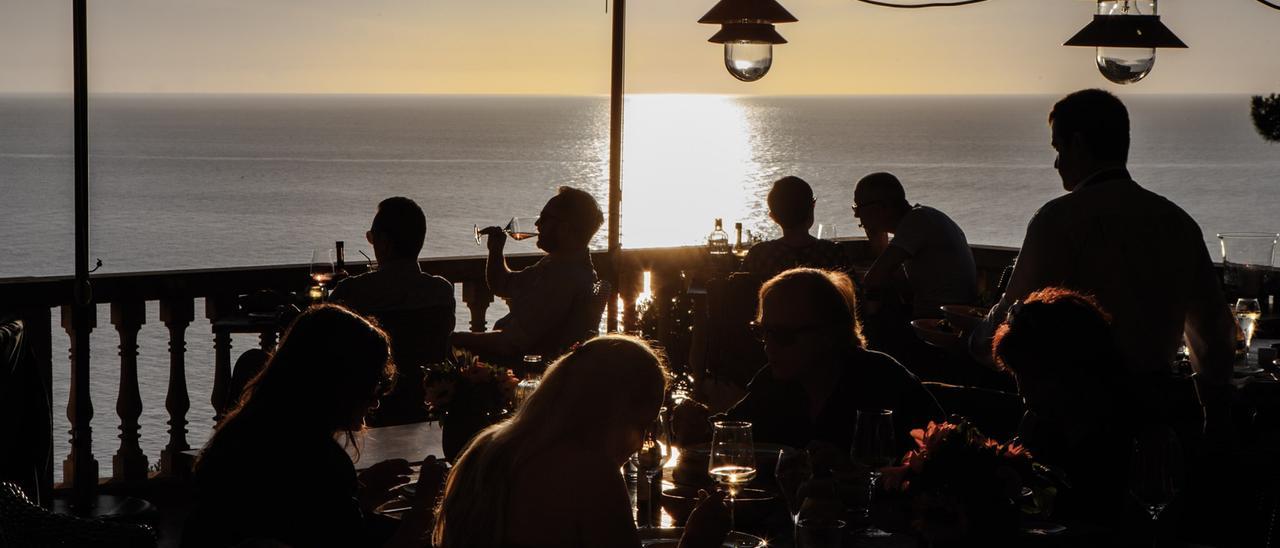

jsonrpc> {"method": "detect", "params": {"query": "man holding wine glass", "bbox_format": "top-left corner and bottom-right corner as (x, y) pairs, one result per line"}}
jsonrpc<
(452, 186), (603, 363)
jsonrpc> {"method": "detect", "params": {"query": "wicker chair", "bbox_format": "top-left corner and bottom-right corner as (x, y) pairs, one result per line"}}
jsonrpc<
(0, 482), (156, 547)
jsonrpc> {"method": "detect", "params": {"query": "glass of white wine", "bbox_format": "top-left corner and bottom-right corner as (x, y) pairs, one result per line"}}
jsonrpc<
(1236, 298), (1263, 355)
(709, 420), (755, 533)
(310, 247), (335, 287)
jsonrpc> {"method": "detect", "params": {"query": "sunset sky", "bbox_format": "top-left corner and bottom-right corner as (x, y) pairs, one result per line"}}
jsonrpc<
(2, 0), (1279, 95)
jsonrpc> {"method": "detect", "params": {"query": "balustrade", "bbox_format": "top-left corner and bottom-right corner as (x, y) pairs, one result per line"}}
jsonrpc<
(0, 241), (1021, 501)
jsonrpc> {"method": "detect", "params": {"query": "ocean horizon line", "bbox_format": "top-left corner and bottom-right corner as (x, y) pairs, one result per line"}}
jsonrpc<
(0, 91), (1264, 99)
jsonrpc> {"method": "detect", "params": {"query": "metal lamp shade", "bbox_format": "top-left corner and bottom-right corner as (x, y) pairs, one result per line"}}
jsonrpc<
(1064, 15), (1187, 48)
(708, 23), (787, 44)
(698, 0), (797, 25)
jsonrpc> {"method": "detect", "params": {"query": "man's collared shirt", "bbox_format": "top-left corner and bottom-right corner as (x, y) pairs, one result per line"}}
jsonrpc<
(494, 252), (598, 356)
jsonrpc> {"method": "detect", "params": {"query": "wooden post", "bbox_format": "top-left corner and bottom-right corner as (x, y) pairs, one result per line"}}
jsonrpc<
(206, 295), (236, 422)
(109, 301), (148, 483)
(462, 281), (494, 333)
(159, 298), (193, 476)
(60, 304), (98, 501)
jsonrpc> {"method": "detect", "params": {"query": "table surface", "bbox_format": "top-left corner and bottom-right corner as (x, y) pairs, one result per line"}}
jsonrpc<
(349, 421), (444, 469)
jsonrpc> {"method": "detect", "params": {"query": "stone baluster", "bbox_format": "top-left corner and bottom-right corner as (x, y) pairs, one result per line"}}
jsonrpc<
(462, 281), (494, 332)
(60, 305), (99, 497)
(259, 331), (278, 352)
(109, 301), (148, 484)
(159, 298), (193, 476)
(206, 295), (236, 423)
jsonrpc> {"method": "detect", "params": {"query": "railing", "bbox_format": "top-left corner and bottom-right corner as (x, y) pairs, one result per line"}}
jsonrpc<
(0, 240), (1020, 503)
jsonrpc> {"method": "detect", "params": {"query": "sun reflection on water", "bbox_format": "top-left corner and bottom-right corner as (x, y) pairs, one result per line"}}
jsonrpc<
(613, 94), (769, 249)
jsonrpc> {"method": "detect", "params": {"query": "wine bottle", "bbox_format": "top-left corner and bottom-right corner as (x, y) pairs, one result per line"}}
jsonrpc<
(333, 240), (349, 283)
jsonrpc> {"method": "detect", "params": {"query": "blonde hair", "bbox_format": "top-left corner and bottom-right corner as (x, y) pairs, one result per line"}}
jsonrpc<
(432, 335), (669, 548)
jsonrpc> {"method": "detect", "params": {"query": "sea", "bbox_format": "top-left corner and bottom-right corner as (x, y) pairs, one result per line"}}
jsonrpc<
(2, 93), (1278, 475)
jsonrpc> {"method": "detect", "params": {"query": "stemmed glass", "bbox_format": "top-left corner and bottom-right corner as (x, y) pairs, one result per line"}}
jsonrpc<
(851, 409), (896, 538)
(709, 420), (756, 533)
(775, 447), (813, 523)
(630, 409), (671, 528)
(1130, 426), (1184, 546)
(1236, 298), (1263, 356)
(474, 216), (540, 245)
(310, 248), (335, 287)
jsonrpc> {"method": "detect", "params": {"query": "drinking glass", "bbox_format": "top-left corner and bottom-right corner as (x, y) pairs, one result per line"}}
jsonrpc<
(709, 420), (756, 532)
(851, 409), (895, 538)
(1236, 298), (1263, 354)
(474, 217), (540, 245)
(816, 223), (838, 241)
(1130, 426), (1184, 546)
(630, 409), (671, 527)
(775, 447), (813, 522)
(310, 248), (335, 287)
(1218, 232), (1278, 297)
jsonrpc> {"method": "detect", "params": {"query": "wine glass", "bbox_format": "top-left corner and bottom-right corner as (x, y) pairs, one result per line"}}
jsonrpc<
(1130, 425), (1184, 545)
(775, 447), (813, 523)
(630, 409), (671, 528)
(1236, 298), (1263, 356)
(851, 409), (896, 538)
(310, 248), (335, 287)
(709, 420), (756, 533)
(474, 217), (540, 245)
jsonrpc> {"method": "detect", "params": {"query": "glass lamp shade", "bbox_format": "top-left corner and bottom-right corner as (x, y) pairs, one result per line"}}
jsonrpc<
(725, 42), (773, 82)
(1096, 47), (1155, 84)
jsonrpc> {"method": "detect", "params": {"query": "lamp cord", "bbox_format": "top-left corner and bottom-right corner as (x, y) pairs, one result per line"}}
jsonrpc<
(855, 0), (989, 7)
(1258, 0), (1280, 10)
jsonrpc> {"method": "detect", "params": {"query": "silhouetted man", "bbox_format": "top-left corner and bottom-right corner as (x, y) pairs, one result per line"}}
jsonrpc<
(331, 196), (454, 424)
(452, 186), (602, 362)
(742, 176), (851, 279)
(970, 89), (1235, 404)
(854, 172), (979, 319)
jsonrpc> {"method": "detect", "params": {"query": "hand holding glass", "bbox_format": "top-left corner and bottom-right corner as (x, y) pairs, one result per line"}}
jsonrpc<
(474, 216), (539, 245)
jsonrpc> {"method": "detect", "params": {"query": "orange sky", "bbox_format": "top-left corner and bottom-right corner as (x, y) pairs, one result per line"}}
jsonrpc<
(2, 0), (1279, 95)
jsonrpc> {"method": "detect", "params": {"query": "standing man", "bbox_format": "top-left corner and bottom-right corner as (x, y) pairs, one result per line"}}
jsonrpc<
(452, 186), (603, 362)
(970, 89), (1235, 416)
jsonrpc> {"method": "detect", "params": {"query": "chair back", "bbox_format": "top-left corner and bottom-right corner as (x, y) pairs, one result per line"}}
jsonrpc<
(0, 317), (52, 507)
(0, 482), (156, 548)
(704, 272), (767, 387)
(365, 304), (455, 426)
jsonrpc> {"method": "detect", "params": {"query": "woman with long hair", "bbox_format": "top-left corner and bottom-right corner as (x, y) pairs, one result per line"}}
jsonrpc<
(433, 335), (729, 548)
(183, 304), (440, 547)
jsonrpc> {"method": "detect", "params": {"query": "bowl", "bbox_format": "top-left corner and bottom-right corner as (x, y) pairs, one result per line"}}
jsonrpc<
(660, 485), (779, 526)
(911, 318), (965, 349)
(939, 304), (989, 332)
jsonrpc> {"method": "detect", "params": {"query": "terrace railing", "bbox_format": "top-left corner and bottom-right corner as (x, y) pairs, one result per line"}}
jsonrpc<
(0, 240), (1019, 504)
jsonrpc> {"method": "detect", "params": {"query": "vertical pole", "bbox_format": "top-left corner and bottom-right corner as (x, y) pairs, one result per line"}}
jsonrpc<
(70, 0), (97, 506)
(606, 0), (626, 333)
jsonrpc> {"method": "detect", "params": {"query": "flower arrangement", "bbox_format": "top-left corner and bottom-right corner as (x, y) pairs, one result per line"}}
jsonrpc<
(881, 419), (1058, 544)
(423, 348), (519, 414)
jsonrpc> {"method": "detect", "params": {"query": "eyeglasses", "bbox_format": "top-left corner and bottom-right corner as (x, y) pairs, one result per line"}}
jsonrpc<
(851, 200), (884, 214)
(748, 321), (828, 346)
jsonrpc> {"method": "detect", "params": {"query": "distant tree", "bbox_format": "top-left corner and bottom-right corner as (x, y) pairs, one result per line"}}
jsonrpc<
(1252, 94), (1280, 142)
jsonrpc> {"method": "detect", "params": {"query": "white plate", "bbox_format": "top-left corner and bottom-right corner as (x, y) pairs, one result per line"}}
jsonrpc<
(637, 527), (766, 547)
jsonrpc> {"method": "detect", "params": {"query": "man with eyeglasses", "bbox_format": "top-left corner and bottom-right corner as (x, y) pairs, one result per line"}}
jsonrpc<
(853, 172), (979, 320)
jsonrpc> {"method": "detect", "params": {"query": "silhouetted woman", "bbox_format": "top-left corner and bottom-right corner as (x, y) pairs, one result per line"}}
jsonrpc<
(183, 305), (438, 547)
(675, 268), (943, 455)
(433, 335), (730, 548)
(993, 287), (1135, 528)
